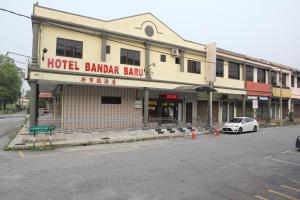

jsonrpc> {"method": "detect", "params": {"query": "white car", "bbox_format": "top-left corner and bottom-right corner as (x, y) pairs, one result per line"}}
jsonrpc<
(222, 117), (259, 134)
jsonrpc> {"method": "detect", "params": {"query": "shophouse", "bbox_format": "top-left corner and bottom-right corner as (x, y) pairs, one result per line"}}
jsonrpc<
(28, 4), (297, 130)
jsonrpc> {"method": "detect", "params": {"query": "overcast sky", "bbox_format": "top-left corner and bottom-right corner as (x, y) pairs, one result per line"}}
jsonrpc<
(1, 0), (299, 91)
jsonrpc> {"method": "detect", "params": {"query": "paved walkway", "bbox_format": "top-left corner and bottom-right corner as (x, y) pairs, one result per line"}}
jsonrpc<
(8, 120), (208, 149)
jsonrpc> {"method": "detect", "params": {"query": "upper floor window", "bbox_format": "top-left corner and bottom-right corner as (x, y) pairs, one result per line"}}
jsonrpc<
(187, 60), (201, 74)
(160, 54), (166, 62)
(297, 77), (300, 88)
(246, 65), (254, 82)
(228, 61), (240, 80)
(216, 59), (224, 77)
(291, 75), (294, 87)
(271, 71), (277, 86)
(56, 38), (83, 58)
(120, 48), (140, 66)
(257, 68), (266, 83)
(175, 57), (180, 64)
(106, 45), (111, 54)
(282, 73), (287, 87)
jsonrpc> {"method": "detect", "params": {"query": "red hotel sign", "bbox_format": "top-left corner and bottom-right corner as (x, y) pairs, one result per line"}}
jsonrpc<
(47, 58), (144, 77)
(159, 94), (178, 100)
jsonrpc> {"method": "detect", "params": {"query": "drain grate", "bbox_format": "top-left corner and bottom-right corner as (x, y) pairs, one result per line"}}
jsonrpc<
(101, 137), (110, 140)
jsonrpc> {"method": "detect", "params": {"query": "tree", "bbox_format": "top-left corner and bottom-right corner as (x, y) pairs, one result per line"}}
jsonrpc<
(0, 55), (22, 109)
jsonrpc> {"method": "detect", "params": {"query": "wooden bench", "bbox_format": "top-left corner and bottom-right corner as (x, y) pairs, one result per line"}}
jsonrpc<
(29, 125), (56, 147)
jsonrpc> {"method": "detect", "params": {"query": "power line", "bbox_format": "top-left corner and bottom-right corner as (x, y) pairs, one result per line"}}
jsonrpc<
(0, 8), (31, 19)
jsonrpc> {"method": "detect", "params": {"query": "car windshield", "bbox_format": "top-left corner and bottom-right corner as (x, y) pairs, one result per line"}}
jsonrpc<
(229, 118), (243, 123)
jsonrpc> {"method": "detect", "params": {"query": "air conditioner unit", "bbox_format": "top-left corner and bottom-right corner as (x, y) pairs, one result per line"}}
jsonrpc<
(171, 48), (179, 56)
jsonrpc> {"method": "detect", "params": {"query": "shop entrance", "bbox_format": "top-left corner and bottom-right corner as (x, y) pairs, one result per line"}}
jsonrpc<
(148, 94), (182, 125)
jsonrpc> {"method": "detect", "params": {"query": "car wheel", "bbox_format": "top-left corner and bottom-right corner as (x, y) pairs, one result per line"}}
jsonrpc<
(253, 126), (257, 132)
(238, 127), (242, 134)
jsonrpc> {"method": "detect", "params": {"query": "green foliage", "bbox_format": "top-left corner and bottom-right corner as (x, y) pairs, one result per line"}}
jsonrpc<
(0, 55), (22, 108)
(288, 111), (294, 122)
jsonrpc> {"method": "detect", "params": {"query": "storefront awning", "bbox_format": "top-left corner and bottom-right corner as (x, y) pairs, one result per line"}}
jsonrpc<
(174, 85), (218, 92)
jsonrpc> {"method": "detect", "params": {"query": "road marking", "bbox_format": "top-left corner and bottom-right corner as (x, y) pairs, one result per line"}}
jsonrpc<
(265, 156), (300, 166)
(254, 195), (269, 200)
(282, 185), (300, 193)
(281, 149), (294, 154)
(18, 151), (24, 159)
(268, 189), (299, 200)
(293, 180), (300, 185)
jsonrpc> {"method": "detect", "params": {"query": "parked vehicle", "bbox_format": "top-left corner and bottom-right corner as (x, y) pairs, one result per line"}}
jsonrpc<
(296, 136), (300, 150)
(222, 117), (259, 134)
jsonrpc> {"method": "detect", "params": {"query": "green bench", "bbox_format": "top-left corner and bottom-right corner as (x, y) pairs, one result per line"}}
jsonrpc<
(29, 125), (56, 147)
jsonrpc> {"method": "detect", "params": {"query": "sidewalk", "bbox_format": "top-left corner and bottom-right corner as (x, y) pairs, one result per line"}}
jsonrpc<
(7, 121), (209, 149)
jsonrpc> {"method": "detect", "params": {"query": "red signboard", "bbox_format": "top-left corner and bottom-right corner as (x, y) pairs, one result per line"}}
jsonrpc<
(246, 81), (272, 97)
(159, 94), (178, 100)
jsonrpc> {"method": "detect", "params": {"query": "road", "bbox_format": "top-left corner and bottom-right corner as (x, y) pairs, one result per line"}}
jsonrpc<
(0, 125), (299, 200)
(0, 111), (26, 138)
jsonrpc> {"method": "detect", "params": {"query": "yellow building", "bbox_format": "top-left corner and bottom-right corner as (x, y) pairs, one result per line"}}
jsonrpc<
(28, 4), (297, 129)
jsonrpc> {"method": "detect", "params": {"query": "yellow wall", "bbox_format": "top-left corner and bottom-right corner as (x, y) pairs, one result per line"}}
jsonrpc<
(33, 4), (296, 96)
(272, 87), (291, 98)
(214, 60), (245, 90)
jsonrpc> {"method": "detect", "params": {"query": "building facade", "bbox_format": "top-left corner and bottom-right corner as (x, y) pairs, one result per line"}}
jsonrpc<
(28, 4), (300, 130)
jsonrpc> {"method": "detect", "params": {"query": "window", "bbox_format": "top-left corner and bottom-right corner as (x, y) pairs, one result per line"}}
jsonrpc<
(216, 59), (224, 77)
(106, 45), (110, 54)
(228, 61), (240, 80)
(175, 57), (180, 64)
(291, 75), (294, 87)
(101, 96), (121, 104)
(282, 73), (287, 87)
(160, 54), (166, 62)
(56, 38), (83, 58)
(246, 65), (254, 82)
(297, 77), (300, 88)
(257, 68), (266, 83)
(120, 48), (140, 66)
(271, 71), (277, 86)
(187, 60), (201, 74)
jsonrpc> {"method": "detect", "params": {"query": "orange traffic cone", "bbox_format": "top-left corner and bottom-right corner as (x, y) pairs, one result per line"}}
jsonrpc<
(215, 126), (220, 136)
(192, 129), (196, 139)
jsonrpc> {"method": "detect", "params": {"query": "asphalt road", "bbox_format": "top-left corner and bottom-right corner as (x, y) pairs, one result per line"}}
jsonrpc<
(0, 111), (26, 139)
(0, 125), (299, 200)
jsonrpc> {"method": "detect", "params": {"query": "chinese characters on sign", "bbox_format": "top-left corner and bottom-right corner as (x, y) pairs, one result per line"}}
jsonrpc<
(80, 76), (116, 85)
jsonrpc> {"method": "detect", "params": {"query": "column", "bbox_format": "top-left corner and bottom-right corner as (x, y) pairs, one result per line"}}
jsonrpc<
(143, 88), (149, 129)
(101, 34), (107, 62)
(218, 101), (222, 125)
(268, 97), (272, 122)
(233, 102), (237, 117)
(227, 102), (230, 122)
(182, 95), (187, 124)
(31, 20), (40, 68)
(288, 98), (292, 112)
(145, 42), (151, 79)
(179, 49), (185, 72)
(242, 95), (246, 116)
(207, 86), (213, 128)
(29, 81), (37, 127)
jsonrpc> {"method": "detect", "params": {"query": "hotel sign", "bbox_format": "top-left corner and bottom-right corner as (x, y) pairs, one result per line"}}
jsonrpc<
(47, 58), (144, 78)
